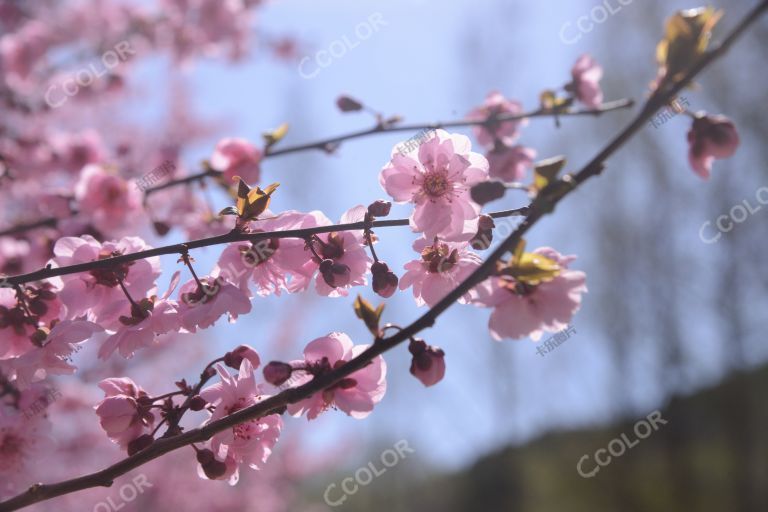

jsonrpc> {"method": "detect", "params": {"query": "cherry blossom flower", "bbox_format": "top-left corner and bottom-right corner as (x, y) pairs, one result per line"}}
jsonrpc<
(4, 320), (102, 387)
(50, 235), (161, 325)
(287, 332), (386, 420)
(73, 164), (144, 235)
(213, 211), (317, 297)
(0, 386), (54, 498)
(94, 377), (155, 450)
(210, 138), (262, 184)
(687, 114), (740, 179)
(51, 130), (105, 174)
(380, 130), (489, 242)
(198, 359), (282, 485)
(568, 54), (604, 108)
(293, 207), (371, 297)
(486, 145), (536, 183)
(400, 238), (482, 307)
(408, 339), (446, 387)
(98, 298), (180, 359)
(467, 92), (527, 149)
(0, 20), (51, 88)
(474, 247), (587, 341)
(177, 275), (251, 332)
(0, 284), (62, 359)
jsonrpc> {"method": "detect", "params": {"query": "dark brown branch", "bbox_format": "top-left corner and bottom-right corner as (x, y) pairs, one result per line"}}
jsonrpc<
(1, 2), (765, 508)
(3, 208), (530, 287)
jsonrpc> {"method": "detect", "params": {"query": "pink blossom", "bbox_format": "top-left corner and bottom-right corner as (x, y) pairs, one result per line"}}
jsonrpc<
(0, 287), (39, 359)
(687, 114), (740, 179)
(0, 20), (51, 87)
(380, 130), (489, 242)
(569, 54), (604, 108)
(213, 211), (317, 297)
(210, 138), (262, 184)
(474, 248), (587, 341)
(50, 235), (161, 324)
(177, 276), (252, 332)
(73, 164), (144, 235)
(467, 92), (527, 148)
(292, 207), (371, 297)
(94, 377), (155, 450)
(52, 130), (105, 174)
(98, 299), (180, 360)
(5, 320), (102, 387)
(287, 332), (386, 420)
(400, 238), (482, 307)
(199, 359), (282, 484)
(487, 145), (536, 183)
(0, 386), (54, 498)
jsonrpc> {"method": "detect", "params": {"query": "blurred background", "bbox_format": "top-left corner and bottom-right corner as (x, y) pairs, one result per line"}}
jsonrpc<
(2, 0), (767, 510)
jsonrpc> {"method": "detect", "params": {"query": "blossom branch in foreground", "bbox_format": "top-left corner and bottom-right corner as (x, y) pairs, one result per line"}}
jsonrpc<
(0, 2), (763, 509)
(0, 100), (630, 240)
(2, 208), (530, 287)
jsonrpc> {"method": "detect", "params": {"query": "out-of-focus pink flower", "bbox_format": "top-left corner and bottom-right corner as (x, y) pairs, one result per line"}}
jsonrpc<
(0, 284), (62, 359)
(73, 164), (144, 235)
(380, 130), (489, 242)
(408, 338), (446, 387)
(177, 276), (251, 332)
(569, 54), (603, 108)
(198, 359), (282, 485)
(211, 138), (262, 184)
(4, 320), (102, 387)
(687, 114), (740, 179)
(52, 130), (105, 174)
(50, 235), (161, 325)
(213, 211), (317, 297)
(292, 208), (371, 297)
(94, 377), (155, 450)
(0, 386), (54, 498)
(474, 248), (587, 341)
(0, 20), (51, 87)
(467, 92), (527, 148)
(400, 238), (482, 307)
(287, 332), (386, 420)
(486, 145), (537, 183)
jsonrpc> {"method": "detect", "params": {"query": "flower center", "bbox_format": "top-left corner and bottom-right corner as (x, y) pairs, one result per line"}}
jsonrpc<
(421, 241), (458, 273)
(422, 171), (450, 198)
(89, 250), (133, 287)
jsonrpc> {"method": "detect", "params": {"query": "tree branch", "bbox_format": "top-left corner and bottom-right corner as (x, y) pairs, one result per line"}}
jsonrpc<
(2, 207), (530, 287)
(0, 100), (632, 238)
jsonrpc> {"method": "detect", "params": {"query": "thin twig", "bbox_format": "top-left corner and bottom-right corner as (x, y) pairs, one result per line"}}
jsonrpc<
(2, 208), (530, 287)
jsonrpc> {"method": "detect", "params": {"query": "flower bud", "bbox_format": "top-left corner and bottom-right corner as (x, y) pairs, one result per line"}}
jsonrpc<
(263, 361), (293, 387)
(336, 95), (363, 112)
(189, 395), (207, 411)
(320, 261), (351, 288)
(367, 200), (392, 218)
(224, 345), (261, 370)
(470, 215), (495, 250)
(371, 261), (398, 298)
(408, 339), (446, 387)
(470, 180), (506, 205)
(201, 459), (228, 480)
